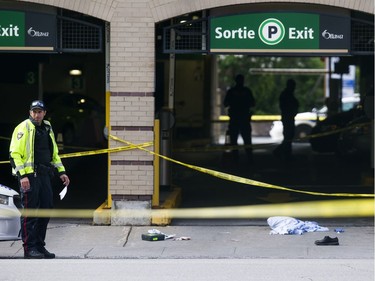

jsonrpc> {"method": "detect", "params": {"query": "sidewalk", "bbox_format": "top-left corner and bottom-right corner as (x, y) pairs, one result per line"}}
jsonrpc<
(1, 219), (373, 259)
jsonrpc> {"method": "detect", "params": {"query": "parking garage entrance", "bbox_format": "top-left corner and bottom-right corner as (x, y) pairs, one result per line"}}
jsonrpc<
(155, 5), (374, 209)
(0, 5), (108, 209)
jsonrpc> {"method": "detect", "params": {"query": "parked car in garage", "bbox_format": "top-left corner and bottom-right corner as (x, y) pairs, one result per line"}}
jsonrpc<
(45, 93), (106, 151)
(336, 115), (372, 158)
(269, 106), (327, 142)
(269, 95), (361, 143)
(309, 107), (370, 155)
(0, 184), (21, 241)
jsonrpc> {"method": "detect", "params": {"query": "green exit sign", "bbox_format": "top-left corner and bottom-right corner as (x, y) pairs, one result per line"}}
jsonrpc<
(209, 12), (350, 55)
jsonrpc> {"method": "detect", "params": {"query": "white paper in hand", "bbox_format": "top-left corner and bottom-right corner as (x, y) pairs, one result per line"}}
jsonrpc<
(59, 186), (68, 200)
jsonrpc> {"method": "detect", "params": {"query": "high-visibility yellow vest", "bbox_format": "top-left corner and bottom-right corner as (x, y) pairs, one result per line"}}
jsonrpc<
(9, 119), (66, 177)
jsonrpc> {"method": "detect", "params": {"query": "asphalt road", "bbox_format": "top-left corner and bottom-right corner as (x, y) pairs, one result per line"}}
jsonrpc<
(0, 259), (373, 281)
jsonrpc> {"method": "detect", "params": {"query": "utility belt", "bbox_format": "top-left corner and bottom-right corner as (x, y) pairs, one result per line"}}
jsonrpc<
(35, 163), (56, 177)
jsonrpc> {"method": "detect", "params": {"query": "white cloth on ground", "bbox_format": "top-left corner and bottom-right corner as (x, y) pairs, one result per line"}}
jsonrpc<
(267, 216), (329, 235)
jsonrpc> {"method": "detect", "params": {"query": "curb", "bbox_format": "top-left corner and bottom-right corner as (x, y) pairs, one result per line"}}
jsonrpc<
(92, 187), (182, 226)
(151, 187), (182, 225)
(93, 201), (111, 225)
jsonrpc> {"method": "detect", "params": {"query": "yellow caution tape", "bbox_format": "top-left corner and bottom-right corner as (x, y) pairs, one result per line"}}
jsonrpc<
(298, 121), (371, 141)
(0, 121), (368, 157)
(174, 121), (371, 152)
(60, 142), (153, 159)
(218, 114), (326, 122)
(1, 129), (372, 198)
(174, 142), (276, 153)
(110, 134), (374, 198)
(2, 198), (373, 218)
(151, 198), (374, 219)
(0, 142), (153, 164)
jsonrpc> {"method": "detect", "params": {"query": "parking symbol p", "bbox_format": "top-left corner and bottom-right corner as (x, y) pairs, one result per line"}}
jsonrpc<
(259, 18), (285, 45)
(268, 26), (278, 38)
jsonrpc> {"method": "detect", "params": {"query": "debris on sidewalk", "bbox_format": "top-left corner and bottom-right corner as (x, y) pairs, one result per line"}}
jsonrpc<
(315, 236), (339, 246)
(142, 229), (175, 241)
(148, 228), (176, 239)
(141, 229), (191, 241)
(267, 216), (329, 235)
(141, 233), (166, 241)
(173, 236), (191, 241)
(334, 228), (345, 233)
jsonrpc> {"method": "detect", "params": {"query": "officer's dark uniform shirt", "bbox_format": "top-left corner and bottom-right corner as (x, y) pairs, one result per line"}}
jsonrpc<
(33, 122), (52, 165)
(225, 86), (255, 119)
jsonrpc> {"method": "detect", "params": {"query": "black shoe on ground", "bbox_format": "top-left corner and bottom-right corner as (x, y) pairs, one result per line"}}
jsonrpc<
(24, 249), (44, 259)
(38, 247), (56, 259)
(315, 236), (339, 246)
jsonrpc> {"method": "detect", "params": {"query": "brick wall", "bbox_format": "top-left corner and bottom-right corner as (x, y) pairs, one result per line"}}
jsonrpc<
(109, 92), (154, 197)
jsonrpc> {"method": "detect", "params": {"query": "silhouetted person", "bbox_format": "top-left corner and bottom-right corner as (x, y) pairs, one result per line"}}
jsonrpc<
(274, 79), (299, 161)
(224, 74), (256, 163)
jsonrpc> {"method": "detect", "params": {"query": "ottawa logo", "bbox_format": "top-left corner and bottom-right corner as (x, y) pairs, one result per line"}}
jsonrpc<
(27, 27), (49, 37)
(321, 30), (344, 40)
(258, 18), (285, 45)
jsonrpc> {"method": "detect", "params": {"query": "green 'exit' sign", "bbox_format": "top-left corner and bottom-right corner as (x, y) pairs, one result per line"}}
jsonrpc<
(209, 12), (350, 54)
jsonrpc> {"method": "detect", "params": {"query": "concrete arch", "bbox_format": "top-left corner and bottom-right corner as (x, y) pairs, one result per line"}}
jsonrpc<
(20, 0), (374, 24)
(19, 0), (119, 21)
(149, 0), (374, 22)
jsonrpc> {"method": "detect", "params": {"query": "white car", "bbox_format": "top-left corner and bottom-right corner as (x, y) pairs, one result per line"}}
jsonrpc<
(0, 184), (21, 241)
(269, 107), (327, 142)
(269, 95), (361, 142)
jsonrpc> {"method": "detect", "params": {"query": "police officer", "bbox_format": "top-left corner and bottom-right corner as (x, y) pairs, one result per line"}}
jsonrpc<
(224, 74), (256, 164)
(273, 79), (299, 161)
(9, 100), (70, 259)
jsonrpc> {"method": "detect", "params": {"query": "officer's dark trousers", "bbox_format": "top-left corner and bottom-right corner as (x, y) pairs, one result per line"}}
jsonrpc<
(274, 117), (295, 160)
(228, 116), (253, 162)
(20, 173), (53, 253)
(281, 117), (295, 157)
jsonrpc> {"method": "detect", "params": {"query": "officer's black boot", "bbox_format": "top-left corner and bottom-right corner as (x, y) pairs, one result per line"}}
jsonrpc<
(38, 247), (56, 259)
(24, 248), (44, 259)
